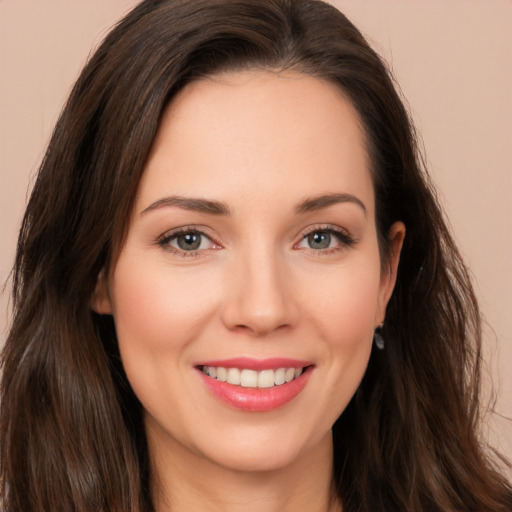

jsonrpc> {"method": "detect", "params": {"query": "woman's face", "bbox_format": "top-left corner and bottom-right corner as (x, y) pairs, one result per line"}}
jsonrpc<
(94, 71), (403, 473)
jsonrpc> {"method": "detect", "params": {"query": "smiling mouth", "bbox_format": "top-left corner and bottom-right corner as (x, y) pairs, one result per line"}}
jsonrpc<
(198, 365), (309, 389)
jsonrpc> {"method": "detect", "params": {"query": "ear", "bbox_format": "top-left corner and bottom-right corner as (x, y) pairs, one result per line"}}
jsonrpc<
(376, 221), (405, 325)
(91, 269), (113, 314)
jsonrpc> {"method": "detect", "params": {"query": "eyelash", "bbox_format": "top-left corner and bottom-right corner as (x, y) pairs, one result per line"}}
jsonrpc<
(157, 227), (221, 257)
(157, 225), (356, 257)
(294, 225), (356, 254)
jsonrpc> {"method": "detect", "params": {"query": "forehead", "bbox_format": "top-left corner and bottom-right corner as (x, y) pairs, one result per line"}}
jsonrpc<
(137, 70), (373, 214)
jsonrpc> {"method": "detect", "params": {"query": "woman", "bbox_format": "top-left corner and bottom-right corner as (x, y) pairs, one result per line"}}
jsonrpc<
(1, 0), (510, 510)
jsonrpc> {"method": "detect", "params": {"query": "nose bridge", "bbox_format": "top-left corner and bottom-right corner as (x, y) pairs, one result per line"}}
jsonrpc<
(221, 238), (297, 335)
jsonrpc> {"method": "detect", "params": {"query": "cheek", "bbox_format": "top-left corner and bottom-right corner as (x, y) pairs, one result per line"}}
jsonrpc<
(108, 256), (222, 398)
(303, 258), (382, 341)
(302, 257), (381, 400)
(270, 260), (381, 438)
(110, 256), (219, 348)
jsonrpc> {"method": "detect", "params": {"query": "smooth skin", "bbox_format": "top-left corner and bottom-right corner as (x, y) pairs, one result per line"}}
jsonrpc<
(94, 71), (405, 512)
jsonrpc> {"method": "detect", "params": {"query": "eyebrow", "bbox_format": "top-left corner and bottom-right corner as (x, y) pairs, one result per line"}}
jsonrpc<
(295, 193), (367, 216)
(141, 192), (366, 217)
(141, 195), (231, 216)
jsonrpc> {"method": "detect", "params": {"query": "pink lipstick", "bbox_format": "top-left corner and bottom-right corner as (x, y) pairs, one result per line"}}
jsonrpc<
(195, 358), (314, 412)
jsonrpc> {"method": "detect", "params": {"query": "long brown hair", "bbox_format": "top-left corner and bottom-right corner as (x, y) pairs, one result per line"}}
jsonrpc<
(1, 1), (511, 510)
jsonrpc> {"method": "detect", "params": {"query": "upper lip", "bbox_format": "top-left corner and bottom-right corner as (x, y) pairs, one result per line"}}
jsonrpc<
(195, 357), (313, 371)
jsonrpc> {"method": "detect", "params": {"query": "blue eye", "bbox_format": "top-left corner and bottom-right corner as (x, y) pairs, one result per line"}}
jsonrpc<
(307, 231), (332, 249)
(159, 229), (216, 253)
(174, 232), (203, 251)
(296, 227), (354, 251)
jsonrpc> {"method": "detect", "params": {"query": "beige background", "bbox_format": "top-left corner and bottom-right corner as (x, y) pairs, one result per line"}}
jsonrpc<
(1, 1), (511, 464)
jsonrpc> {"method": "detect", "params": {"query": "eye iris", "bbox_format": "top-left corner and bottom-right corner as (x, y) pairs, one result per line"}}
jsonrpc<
(177, 232), (201, 250)
(308, 231), (331, 249)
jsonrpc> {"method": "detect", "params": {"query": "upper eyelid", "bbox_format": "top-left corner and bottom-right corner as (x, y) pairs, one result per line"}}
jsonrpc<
(157, 223), (354, 248)
(294, 224), (356, 248)
(157, 227), (222, 254)
(159, 225), (217, 241)
(156, 231), (221, 261)
(296, 223), (352, 240)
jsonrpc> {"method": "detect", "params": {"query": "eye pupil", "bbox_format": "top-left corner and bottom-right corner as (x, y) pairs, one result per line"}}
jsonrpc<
(177, 232), (201, 250)
(308, 231), (331, 249)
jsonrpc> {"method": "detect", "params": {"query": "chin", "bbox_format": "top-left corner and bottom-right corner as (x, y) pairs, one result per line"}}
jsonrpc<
(193, 421), (332, 475)
(204, 443), (304, 474)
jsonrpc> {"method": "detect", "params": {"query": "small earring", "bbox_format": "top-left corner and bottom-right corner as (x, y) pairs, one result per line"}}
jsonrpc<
(374, 324), (385, 350)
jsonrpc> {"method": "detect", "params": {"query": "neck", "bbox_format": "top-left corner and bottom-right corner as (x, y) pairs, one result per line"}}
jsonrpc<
(148, 423), (341, 512)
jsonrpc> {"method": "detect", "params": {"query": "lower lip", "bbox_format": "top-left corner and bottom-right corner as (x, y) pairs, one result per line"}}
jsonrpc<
(198, 367), (313, 412)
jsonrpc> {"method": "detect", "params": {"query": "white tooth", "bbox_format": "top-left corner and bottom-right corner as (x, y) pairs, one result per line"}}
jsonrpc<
(216, 367), (227, 382)
(274, 368), (286, 385)
(226, 368), (241, 385)
(208, 366), (217, 378)
(202, 366), (209, 375)
(285, 368), (295, 383)
(240, 369), (258, 387)
(294, 367), (302, 379)
(258, 370), (275, 388)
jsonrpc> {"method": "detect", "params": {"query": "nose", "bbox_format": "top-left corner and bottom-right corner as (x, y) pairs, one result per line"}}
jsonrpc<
(220, 246), (299, 336)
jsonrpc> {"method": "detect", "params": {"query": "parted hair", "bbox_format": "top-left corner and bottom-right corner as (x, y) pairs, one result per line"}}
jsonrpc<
(1, 1), (511, 511)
